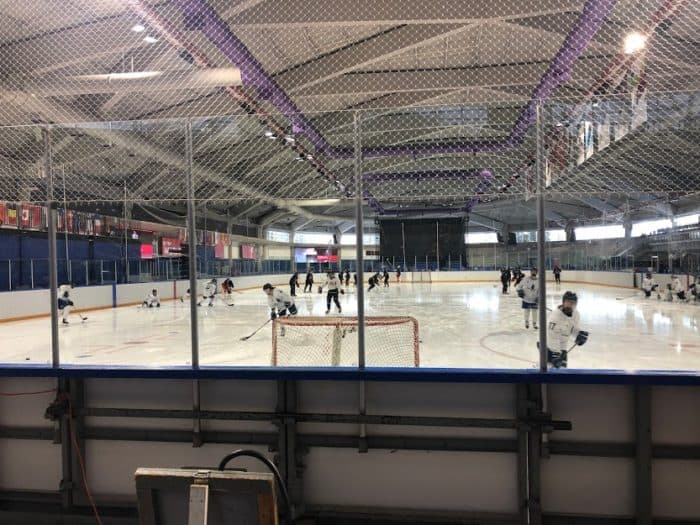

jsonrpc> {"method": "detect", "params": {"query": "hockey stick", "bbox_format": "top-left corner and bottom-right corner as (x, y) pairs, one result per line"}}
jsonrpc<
(240, 319), (271, 341)
(76, 312), (88, 322)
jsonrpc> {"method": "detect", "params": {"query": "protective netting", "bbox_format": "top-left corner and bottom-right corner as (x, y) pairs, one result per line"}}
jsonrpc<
(272, 316), (420, 367)
(0, 0), (697, 225)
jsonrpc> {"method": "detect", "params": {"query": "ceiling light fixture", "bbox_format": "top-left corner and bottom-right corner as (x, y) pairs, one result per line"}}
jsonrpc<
(131, 24), (145, 33)
(143, 35), (159, 44)
(624, 32), (646, 54)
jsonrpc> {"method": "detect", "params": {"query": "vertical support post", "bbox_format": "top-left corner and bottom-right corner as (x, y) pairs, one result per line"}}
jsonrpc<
(192, 379), (202, 447)
(7, 260), (11, 291)
(435, 220), (439, 271)
(58, 377), (73, 509)
(635, 385), (652, 525)
(30, 259), (34, 289)
(516, 384), (529, 525)
(69, 378), (86, 505)
(45, 127), (60, 368)
(124, 182), (129, 283)
(353, 111), (366, 369)
(277, 381), (302, 516)
(185, 120), (199, 369)
(535, 101), (547, 371)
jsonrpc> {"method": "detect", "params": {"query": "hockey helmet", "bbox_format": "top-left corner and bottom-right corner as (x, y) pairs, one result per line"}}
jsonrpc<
(262, 283), (273, 291)
(562, 291), (578, 303)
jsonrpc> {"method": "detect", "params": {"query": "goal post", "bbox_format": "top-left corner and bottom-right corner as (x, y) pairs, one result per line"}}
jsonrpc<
(272, 316), (420, 367)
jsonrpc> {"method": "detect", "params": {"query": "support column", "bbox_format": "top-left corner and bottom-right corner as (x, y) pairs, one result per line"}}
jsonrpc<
(185, 120), (199, 369)
(635, 385), (652, 525)
(535, 101), (547, 371)
(44, 127), (60, 367)
(277, 380), (303, 516)
(353, 111), (366, 369)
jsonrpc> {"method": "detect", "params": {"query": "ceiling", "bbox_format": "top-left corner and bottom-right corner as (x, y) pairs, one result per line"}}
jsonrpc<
(0, 0), (698, 233)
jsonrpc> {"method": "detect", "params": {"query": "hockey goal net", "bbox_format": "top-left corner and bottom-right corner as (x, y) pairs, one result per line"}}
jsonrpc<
(272, 316), (420, 367)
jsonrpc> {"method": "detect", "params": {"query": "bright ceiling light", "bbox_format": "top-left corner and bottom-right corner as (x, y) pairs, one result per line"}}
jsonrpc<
(143, 35), (159, 44)
(287, 199), (341, 207)
(131, 24), (145, 33)
(264, 130), (276, 139)
(624, 32), (646, 54)
(71, 71), (162, 81)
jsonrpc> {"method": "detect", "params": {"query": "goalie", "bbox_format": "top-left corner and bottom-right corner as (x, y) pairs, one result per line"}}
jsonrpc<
(546, 291), (588, 369)
(263, 283), (298, 320)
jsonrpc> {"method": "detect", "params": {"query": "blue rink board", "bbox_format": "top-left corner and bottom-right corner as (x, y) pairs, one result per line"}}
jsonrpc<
(0, 364), (700, 385)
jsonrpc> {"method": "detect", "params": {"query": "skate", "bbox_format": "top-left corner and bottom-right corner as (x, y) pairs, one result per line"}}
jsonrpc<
(533, 324), (538, 330)
(62, 319), (69, 325)
(325, 310), (330, 315)
(525, 322), (529, 329)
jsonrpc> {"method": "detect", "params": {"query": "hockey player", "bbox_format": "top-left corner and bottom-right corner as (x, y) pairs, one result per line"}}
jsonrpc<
(367, 272), (380, 292)
(289, 272), (300, 297)
(512, 267), (525, 287)
(641, 272), (659, 298)
(500, 268), (511, 294)
(553, 265), (562, 286)
(671, 275), (688, 301)
(546, 291), (589, 368)
(200, 278), (218, 307)
(383, 269), (390, 287)
(142, 289), (161, 308)
(304, 270), (314, 293)
(396, 266), (402, 283)
(222, 277), (234, 295)
(689, 275), (700, 302)
(516, 268), (539, 329)
(58, 285), (75, 324)
(353, 273), (358, 287)
(263, 283), (298, 319)
(344, 269), (350, 287)
(319, 271), (342, 314)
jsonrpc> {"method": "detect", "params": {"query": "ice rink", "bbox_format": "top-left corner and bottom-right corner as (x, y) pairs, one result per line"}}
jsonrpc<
(2, 281), (700, 371)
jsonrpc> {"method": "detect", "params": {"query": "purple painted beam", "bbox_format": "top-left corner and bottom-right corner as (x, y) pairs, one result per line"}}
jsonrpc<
(173, 0), (616, 159)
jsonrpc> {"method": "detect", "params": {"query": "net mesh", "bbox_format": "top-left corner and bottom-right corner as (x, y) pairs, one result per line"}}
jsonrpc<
(0, 1), (697, 232)
(272, 316), (419, 367)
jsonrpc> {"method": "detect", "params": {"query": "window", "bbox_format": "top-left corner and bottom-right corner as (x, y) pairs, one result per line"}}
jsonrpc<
(674, 214), (698, 227)
(293, 231), (334, 244)
(340, 233), (380, 245)
(266, 230), (290, 243)
(631, 219), (672, 237)
(465, 232), (498, 244)
(545, 229), (566, 242)
(515, 231), (536, 243)
(575, 224), (625, 240)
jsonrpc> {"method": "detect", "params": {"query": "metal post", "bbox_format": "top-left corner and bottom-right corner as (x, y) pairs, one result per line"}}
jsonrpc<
(535, 101), (547, 371)
(185, 120), (200, 369)
(123, 181), (129, 283)
(435, 221), (439, 271)
(353, 111), (366, 369)
(100, 260), (104, 285)
(635, 385), (652, 525)
(45, 127), (60, 368)
(30, 259), (34, 289)
(7, 260), (10, 291)
(192, 379), (202, 447)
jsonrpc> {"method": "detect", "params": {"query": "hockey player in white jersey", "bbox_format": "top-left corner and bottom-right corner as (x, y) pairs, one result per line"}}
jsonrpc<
(200, 278), (218, 307)
(671, 275), (688, 302)
(263, 283), (298, 319)
(319, 271), (343, 314)
(516, 268), (539, 329)
(641, 272), (659, 299)
(142, 289), (161, 308)
(546, 291), (589, 368)
(57, 285), (75, 324)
